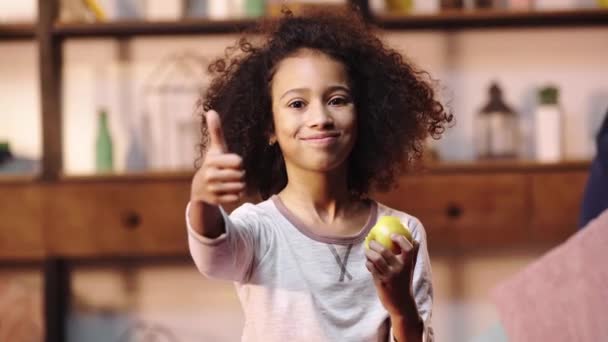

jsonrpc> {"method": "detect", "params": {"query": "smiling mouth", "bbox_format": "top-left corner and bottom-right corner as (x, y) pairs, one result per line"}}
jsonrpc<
(300, 132), (341, 145)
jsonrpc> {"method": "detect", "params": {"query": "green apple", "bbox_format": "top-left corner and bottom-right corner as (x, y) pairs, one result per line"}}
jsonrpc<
(365, 216), (413, 253)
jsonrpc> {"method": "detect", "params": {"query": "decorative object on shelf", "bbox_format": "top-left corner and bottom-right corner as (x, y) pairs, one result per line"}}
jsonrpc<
(245, 0), (266, 17)
(96, 108), (114, 173)
(125, 121), (149, 172)
(440, 0), (464, 10)
(110, 0), (145, 20)
(0, 140), (39, 174)
(534, 0), (579, 11)
(60, 0), (94, 22)
(83, 0), (107, 21)
(207, 0), (234, 19)
(0, 141), (11, 164)
(184, 0), (208, 17)
(470, 0), (494, 10)
(267, 0), (346, 17)
(142, 51), (206, 170)
(534, 85), (563, 162)
(385, 0), (413, 14)
(474, 82), (520, 159)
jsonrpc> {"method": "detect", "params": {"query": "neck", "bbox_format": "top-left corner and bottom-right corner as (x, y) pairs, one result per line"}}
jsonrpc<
(279, 163), (353, 223)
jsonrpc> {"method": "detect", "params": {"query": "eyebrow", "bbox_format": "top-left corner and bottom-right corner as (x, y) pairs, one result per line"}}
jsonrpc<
(279, 85), (351, 101)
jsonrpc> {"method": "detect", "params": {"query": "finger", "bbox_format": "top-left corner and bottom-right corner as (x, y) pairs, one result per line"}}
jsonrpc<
(365, 246), (390, 275)
(395, 236), (419, 268)
(392, 234), (414, 257)
(217, 193), (241, 204)
(208, 182), (246, 194)
(365, 260), (383, 279)
(206, 169), (245, 183)
(205, 110), (228, 153)
(369, 240), (400, 267)
(205, 153), (243, 170)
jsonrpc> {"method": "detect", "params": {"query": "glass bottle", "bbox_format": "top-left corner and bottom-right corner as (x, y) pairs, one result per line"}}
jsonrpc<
(534, 85), (562, 162)
(95, 109), (114, 173)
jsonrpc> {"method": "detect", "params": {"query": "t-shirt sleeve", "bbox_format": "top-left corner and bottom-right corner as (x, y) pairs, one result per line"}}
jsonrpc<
(384, 214), (435, 342)
(186, 202), (269, 283)
(411, 217), (435, 341)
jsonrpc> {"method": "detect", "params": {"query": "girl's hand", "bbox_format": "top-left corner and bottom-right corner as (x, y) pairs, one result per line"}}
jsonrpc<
(365, 234), (420, 319)
(190, 110), (246, 205)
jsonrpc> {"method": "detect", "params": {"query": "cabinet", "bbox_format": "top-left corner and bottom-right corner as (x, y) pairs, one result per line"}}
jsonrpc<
(0, 178), (44, 260)
(46, 175), (191, 258)
(375, 161), (589, 252)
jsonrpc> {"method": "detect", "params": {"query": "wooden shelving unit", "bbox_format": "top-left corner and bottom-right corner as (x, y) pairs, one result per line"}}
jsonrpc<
(0, 22), (36, 40)
(53, 18), (258, 38)
(1, 0), (605, 340)
(372, 8), (608, 30)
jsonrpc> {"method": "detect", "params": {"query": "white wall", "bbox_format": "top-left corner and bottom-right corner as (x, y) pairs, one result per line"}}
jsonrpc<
(383, 27), (608, 160)
(0, 41), (40, 159)
(3, 27), (608, 171)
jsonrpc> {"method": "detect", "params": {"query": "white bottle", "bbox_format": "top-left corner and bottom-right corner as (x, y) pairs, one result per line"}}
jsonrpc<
(534, 86), (562, 162)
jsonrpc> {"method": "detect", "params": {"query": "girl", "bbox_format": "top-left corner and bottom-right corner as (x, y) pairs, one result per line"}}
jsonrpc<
(187, 7), (452, 342)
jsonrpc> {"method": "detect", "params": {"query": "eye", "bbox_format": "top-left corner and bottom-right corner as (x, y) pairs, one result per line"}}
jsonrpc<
(288, 100), (306, 109)
(328, 96), (350, 106)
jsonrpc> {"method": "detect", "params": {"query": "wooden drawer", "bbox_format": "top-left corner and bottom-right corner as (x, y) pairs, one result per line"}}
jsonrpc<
(374, 173), (529, 250)
(46, 180), (191, 257)
(530, 170), (588, 244)
(0, 183), (45, 260)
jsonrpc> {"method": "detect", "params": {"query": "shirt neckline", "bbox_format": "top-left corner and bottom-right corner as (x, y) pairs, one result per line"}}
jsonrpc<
(270, 194), (378, 245)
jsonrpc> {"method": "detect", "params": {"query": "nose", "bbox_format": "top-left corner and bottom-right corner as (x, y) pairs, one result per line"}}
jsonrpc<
(307, 100), (334, 129)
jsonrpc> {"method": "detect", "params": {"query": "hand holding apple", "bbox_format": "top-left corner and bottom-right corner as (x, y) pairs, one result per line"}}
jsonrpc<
(364, 216), (420, 322)
(365, 216), (413, 253)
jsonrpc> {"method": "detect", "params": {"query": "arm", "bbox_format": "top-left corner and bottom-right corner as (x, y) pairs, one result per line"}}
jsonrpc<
(366, 218), (434, 342)
(186, 202), (260, 282)
(187, 110), (252, 281)
(189, 109), (245, 239)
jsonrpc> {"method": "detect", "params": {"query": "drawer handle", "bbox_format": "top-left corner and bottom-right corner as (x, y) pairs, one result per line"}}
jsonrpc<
(122, 211), (141, 230)
(446, 203), (463, 219)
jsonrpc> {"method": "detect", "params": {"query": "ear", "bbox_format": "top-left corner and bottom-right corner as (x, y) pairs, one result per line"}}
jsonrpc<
(268, 134), (277, 146)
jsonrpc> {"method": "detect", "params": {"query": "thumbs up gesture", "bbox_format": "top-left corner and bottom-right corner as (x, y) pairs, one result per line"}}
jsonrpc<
(191, 110), (246, 205)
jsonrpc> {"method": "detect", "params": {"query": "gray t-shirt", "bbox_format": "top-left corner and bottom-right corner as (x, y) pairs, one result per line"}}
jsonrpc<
(187, 195), (434, 341)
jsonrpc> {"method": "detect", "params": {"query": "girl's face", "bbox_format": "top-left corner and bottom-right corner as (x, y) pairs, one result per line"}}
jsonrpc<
(270, 49), (356, 174)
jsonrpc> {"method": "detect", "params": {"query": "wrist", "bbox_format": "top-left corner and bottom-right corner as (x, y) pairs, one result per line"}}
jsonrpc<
(390, 313), (423, 342)
(390, 311), (422, 330)
(391, 292), (419, 319)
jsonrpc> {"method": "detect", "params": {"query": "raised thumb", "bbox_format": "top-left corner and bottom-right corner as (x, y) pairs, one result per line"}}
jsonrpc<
(205, 110), (228, 153)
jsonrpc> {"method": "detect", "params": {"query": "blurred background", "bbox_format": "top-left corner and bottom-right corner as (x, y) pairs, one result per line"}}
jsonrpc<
(1, 0), (607, 341)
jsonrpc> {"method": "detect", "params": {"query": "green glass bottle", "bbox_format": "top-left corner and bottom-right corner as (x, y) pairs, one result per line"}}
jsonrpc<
(95, 109), (114, 173)
(245, 0), (265, 17)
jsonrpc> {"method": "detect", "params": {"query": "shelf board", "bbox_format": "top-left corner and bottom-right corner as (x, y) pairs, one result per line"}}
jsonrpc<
(420, 159), (591, 174)
(0, 23), (36, 40)
(48, 160), (592, 183)
(0, 174), (39, 184)
(59, 170), (193, 183)
(373, 9), (608, 30)
(53, 18), (260, 39)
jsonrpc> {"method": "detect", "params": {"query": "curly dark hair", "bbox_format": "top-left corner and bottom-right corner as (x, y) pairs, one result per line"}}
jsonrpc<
(198, 7), (452, 200)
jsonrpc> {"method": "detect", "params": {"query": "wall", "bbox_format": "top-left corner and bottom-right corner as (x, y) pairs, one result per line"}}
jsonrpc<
(2, 28), (608, 171)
